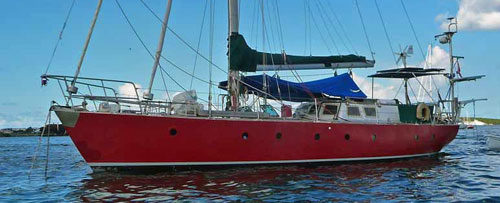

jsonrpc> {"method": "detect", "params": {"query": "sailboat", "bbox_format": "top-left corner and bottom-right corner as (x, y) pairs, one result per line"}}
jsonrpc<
(458, 99), (487, 129)
(41, 1), (471, 169)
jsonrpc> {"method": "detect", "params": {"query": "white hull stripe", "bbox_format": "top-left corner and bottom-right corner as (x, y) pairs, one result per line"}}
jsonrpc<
(88, 152), (437, 167)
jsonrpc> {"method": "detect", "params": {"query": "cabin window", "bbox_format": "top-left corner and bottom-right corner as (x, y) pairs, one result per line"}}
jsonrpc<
(308, 105), (317, 115)
(323, 105), (338, 115)
(364, 107), (377, 117)
(347, 106), (361, 116)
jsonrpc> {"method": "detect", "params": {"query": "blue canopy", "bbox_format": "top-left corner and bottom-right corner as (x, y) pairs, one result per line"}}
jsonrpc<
(219, 73), (367, 102)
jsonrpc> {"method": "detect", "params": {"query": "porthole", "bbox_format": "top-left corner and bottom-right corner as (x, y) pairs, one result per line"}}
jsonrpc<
(276, 132), (282, 140)
(345, 134), (350, 140)
(242, 132), (249, 140)
(415, 134), (419, 141)
(169, 128), (177, 136)
(432, 134), (436, 140)
(372, 134), (376, 142)
(315, 133), (320, 140)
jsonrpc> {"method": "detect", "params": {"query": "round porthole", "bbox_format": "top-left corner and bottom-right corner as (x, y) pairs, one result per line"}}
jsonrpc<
(315, 133), (320, 140)
(345, 134), (350, 140)
(432, 134), (436, 140)
(242, 132), (249, 140)
(276, 132), (282, 140)
(372, 134), (376, 142)
(169, 128), (177, 136)
(415, 134), (419, 141)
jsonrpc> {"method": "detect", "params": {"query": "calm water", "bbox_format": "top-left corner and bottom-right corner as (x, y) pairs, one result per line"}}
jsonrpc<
(1, 126), (500, 202)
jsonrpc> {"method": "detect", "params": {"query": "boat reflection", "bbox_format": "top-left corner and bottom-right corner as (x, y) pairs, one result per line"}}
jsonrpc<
(76, 155), (453, 201)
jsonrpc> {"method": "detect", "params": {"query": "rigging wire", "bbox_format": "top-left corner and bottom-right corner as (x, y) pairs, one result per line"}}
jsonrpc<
(312, 0), (341, 54)
(138, 2), (281, 104)
(260, 1), (284, 110)
(354, 0), (375, 60)
(408, 81), (419, 103)
(411, 73), (436, 103)
(115, 0), (172, 101)
(250, 0), (258, 48)
(158, 66), (171, 102)
(28, 110), (51, 180)
(158, 66), (216, 109)
(264, 0), (278, 53)
(374, 0), (398, 65)
(273, 0), (285, 51)
(44, 0), (76, 75)
(303, 0), (308, 55)
(138, 0), (309, 104)
(393, 80), (405, 100)
(401, 0), (443, 103)
(44, 112), (51, 179)
(306, 2), (334, 55)
(400, 0), (427, 66)
(190, 0), (209, 90)
(271, 0), (287, 102)
(303, 0), (312, 56)
(139, 0), (227, 74)
(323, 0), (358, 54)
(316, 0), (350, 53)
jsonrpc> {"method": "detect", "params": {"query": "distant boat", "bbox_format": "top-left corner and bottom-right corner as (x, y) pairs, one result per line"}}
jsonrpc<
(458, 99), (488, 130)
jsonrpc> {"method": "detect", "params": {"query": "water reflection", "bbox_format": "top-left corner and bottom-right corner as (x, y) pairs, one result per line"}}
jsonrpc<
(2, 126), (499, 202)
(76, 156), (451, 201)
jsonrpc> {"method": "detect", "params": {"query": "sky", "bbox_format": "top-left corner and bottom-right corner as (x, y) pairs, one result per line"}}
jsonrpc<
(0, 0), (499, 128)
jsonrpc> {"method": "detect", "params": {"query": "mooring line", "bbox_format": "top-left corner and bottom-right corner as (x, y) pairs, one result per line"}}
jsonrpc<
(28, 109), (51, 180)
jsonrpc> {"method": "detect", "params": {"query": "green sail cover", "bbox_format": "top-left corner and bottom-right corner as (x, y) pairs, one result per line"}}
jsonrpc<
(229, 33), (368, 72)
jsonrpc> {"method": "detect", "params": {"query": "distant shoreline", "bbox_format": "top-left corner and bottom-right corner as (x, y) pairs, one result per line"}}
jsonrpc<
(0, 124), (67, 137)
(0, 133), (68, 137)
(474, 118), (500, 125)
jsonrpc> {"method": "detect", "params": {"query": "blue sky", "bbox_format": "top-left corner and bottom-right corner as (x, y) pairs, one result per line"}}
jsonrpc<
(0, 0), (499, 128)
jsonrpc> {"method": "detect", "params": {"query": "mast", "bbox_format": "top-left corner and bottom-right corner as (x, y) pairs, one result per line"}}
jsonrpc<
(448, 27), (456, 122)
(144, 0), (173, 100)
(228, 0), (240, 111)
(68, 0), (103, 96)
(436, 17), (458, 122)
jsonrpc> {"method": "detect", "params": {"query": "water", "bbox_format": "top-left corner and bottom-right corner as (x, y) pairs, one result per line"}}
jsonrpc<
(1, 126), (500, 202)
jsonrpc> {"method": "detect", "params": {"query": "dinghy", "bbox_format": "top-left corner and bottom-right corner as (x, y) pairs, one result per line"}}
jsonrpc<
(486, 135), (500, 150)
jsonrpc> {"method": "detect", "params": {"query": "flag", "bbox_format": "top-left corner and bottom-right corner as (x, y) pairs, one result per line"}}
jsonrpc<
(456, 61), (463, 78)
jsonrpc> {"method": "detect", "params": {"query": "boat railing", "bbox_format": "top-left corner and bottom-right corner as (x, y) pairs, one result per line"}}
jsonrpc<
(42, 74), (262, 117)
(42, 74), (179, 114)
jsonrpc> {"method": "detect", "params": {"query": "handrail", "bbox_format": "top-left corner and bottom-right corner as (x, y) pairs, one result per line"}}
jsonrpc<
(43, 74), (143, 112)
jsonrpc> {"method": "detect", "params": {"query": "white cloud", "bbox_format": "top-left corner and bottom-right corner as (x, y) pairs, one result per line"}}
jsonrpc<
(440, 0), (500, 30)
(118, 83), (143, 98)
(352, 73), (398, 100)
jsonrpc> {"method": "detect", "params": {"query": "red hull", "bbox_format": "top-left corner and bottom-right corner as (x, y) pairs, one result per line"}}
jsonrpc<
(63, 112), (458, 167)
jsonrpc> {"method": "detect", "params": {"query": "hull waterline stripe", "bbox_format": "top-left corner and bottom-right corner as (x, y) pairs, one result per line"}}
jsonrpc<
(88, 152), (437, 167)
